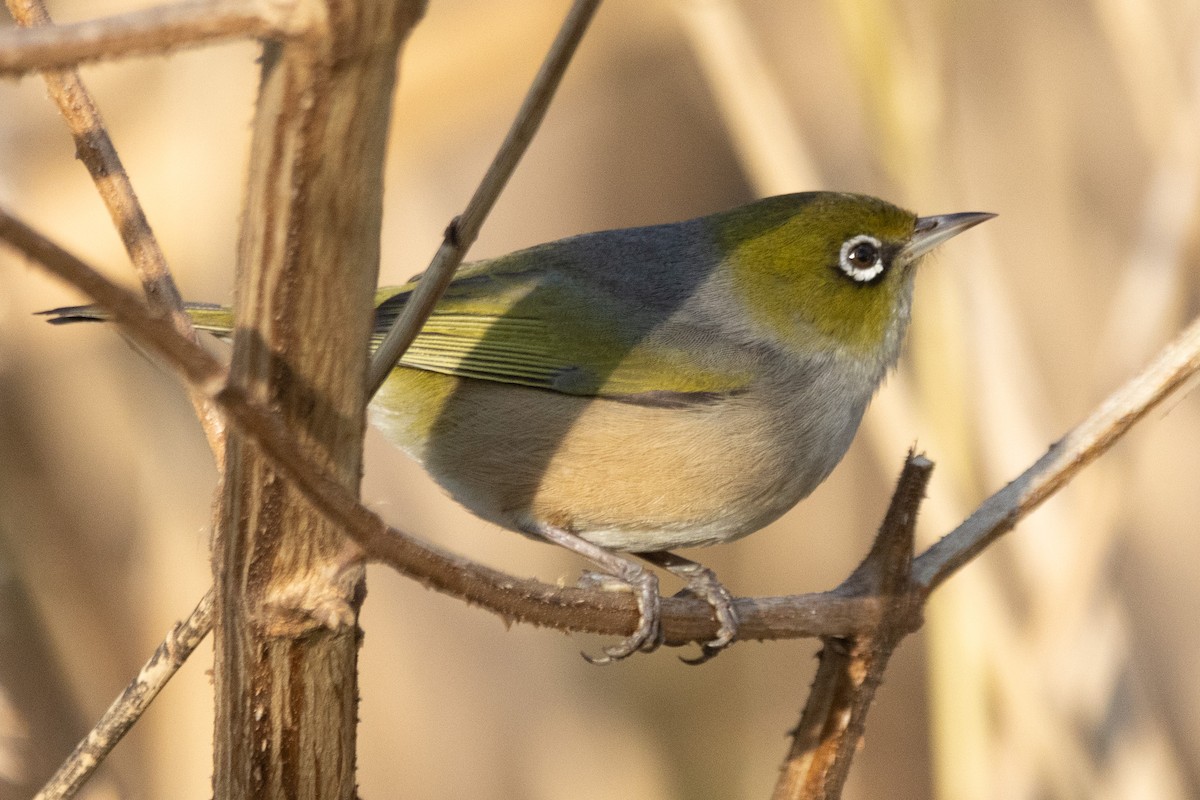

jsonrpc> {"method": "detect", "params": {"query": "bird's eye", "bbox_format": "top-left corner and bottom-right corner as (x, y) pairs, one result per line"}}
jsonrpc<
(838, 235), (885, 283)
(848, 241), (878, 265)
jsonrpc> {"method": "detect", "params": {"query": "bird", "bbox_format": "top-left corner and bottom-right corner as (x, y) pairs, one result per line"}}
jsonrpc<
(42, 191), (993, 663)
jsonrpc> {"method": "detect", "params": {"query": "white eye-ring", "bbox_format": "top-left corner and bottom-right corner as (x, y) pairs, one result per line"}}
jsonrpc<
(838, 235), (885, 282)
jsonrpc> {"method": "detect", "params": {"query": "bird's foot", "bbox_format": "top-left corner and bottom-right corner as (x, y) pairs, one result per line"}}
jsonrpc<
(578, 565), (662, 665)
(639, 551), (739, 664)
(528, 522), (663, 664)
(673, 571), (738, 665)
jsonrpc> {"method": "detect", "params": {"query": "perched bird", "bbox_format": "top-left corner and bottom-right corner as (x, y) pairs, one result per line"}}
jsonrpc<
(44, 192), (992, 663)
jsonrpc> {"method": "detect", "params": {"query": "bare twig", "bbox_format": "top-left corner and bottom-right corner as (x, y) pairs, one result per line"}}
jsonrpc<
(772, 453), (932, 800)
(2, 210), (224, 387)
(913, 311), (1200, 590)
(6, 206), (1200, 646)
(0, 0), (313, 76)
(32, 591), (214, 800)
(365, 0), (603, 396)
(7, 0), (226, 462)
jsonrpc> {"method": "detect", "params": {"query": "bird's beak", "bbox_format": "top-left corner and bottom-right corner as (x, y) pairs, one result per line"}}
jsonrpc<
(902, 211), (996, 261)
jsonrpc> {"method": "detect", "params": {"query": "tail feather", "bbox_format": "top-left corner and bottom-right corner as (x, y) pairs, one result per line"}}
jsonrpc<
(38, 302), (235, 337)
(42, 290), (411, 339)
(182, 303), (234, 336)
(37, 304), (109, 325)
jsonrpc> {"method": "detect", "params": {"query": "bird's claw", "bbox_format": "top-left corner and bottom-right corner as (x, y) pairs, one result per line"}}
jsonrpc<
(579, 566), (662, 664)
(573, 553), (738, 664)
(672, 568), (739, 665)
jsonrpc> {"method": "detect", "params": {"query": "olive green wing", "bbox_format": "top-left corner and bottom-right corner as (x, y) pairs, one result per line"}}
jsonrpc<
(373, 270), (753, 403)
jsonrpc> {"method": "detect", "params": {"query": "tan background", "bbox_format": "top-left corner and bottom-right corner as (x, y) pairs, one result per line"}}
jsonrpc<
(1, 0), (1198, 797)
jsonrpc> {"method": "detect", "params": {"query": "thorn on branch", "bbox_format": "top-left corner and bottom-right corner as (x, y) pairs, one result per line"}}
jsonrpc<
(772, 451), (933, 800)
(443, 215), (463, 248)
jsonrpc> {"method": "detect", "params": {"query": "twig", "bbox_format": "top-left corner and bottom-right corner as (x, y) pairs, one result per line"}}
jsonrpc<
(772, 453), (931, 800)
(6, 206), (1200, 644)
(0, 0), (310, 76)
(365, 0), (602, 396)
(32, 590), (214, 800)
(2, 210), (225, 386)
(7, 0), (226, 463)
(913, 311), (1200, 590)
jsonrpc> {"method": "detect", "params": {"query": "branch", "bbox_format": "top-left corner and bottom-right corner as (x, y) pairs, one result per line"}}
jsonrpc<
(913, 312), (1200, 590)
(365, 0), (603, 395)
(6, 0), (226, 461)
(3, 210), (224, 387)
(772, 453), (931, 800)
(32, 591), (214, 800)
(209, 0), (426, 794)
(0, 0), (313, 76)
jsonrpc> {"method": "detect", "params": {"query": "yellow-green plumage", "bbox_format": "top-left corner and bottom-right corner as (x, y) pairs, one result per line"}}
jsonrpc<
(362, 192), (985, 552)
(186, 304), (237, 334)
(372, 260), (756, 399)
(44, 191), (991, 551)
(42, 191), (992, 660)
(714, 193), (916, 354)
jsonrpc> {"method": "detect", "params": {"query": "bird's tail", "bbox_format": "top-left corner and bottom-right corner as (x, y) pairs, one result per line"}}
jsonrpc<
(38, 302), (235, 338)
(41, 285), (413, 344)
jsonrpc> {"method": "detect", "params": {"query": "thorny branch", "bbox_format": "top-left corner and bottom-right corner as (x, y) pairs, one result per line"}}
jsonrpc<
(912, 323), (1200, 589)
(772, 454), (931, 800)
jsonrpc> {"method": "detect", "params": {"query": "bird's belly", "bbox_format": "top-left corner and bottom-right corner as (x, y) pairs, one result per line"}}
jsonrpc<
(371, 368), (866, 552)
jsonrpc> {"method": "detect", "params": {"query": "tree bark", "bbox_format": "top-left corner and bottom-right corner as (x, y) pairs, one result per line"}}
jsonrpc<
(211, 1), (426, 797)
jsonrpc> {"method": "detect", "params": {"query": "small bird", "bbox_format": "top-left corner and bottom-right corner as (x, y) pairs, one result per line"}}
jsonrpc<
(44, 192), (992, 663)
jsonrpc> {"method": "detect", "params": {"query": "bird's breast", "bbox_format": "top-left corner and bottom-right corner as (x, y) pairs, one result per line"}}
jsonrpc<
(371, 355), (879, 552)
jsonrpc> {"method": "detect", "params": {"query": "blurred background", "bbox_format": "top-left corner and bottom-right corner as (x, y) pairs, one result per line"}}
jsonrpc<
(2, 0), (1199, 797)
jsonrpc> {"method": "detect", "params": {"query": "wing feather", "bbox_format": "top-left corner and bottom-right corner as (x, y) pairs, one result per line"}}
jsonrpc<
(373, 270), (753, 403)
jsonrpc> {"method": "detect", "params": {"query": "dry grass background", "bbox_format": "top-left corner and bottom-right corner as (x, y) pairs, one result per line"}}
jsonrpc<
(1, 0), (1199, 798)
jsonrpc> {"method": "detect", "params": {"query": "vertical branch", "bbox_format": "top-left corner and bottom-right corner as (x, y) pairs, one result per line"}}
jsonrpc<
(212, 0), (425, 797)
(773, 453), (932, 800)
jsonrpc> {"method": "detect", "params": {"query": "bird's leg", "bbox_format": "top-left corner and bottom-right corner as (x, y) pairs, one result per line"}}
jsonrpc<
(526, 521), (662, 664)
(637, 550), (739, 664)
